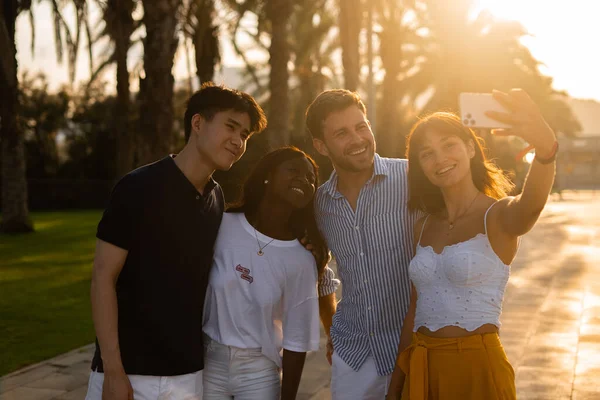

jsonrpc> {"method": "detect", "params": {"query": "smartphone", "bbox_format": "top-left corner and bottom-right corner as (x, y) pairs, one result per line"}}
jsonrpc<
(458, 93), (512, 129)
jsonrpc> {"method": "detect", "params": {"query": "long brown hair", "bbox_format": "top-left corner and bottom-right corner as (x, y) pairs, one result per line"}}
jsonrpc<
(227, 147), (329, 280)
(406, 112), (514, 214)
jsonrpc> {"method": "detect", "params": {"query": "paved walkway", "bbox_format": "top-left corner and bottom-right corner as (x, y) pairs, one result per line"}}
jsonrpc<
(2, 194), (599, 399)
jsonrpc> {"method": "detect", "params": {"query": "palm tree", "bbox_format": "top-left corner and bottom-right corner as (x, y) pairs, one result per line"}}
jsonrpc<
(0, 0), (90, 233)
(138, 0), (181, 164)
(223, 0), (293, 147)
(406, 0), (571, 115)
(374, 0), (581, 157)
(375, 0), (422, 156)
(181, 0), (220, 85)
(106, 0), (136, 177)
(290, 0), (338, 142)
(0, 0), (31, 233)
(264, 0), (292, 147)
(91, 0), (137, 177)
(221, 0), (267, 96)
(338, 0), (361, 91)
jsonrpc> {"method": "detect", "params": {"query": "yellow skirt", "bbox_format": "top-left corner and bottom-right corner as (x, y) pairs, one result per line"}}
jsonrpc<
(398, 332), (516, 400)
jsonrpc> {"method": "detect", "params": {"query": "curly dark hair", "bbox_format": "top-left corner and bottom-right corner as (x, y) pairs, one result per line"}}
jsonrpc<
(227, 147), (330, 280)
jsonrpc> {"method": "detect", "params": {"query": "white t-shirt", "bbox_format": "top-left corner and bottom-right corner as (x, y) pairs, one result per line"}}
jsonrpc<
(203, 212), (321, 367)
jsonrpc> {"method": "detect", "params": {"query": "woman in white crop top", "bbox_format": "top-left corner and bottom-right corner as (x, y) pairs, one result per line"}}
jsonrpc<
(387, 89), (558, 400)
(203, 147), (335, 400)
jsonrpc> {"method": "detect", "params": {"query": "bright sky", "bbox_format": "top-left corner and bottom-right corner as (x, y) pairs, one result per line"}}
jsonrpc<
(14, 0), (600, 101)
(474, 0), (600, 101)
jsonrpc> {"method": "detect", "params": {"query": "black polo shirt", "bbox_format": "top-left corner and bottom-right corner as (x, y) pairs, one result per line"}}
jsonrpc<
(91, 155), (224, 376)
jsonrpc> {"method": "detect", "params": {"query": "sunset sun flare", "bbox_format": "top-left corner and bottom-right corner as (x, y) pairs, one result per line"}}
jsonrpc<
(474, 0), (600, 101)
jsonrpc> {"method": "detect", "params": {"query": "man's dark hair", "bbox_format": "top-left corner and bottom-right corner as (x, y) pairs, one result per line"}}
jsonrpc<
(305, 89), (366, 140)
(184, 82), (267, 141)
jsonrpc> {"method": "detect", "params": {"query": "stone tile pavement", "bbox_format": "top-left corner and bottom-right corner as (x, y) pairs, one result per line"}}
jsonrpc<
(2, 194), (599, 399)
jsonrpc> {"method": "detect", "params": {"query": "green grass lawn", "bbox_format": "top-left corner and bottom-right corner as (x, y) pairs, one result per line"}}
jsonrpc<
(0, 210), (102, 376)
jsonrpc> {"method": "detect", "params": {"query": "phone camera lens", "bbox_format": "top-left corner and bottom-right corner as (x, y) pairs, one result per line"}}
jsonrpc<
(470, 119), (476, 125)
(466, 113), (472, 119)
(463, 119), (470, 125)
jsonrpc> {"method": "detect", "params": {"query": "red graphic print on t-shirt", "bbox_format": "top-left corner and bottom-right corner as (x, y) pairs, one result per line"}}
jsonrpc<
(235, 264), (254, 284)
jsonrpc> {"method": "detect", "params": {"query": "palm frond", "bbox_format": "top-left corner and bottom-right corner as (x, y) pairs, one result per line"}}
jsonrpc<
(51, 0), (64, 64)
(87, 51), (116, 86)
(228, 8), (264, 92)
(28, 8), (35, 56)
(83, 2), (94, 77)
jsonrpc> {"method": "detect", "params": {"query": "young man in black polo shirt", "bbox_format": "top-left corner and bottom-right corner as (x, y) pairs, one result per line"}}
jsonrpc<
(85, 83), (267, 400)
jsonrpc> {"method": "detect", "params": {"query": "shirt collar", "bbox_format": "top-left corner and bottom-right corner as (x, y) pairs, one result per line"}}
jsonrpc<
(323, 154), (389, 198)
(168, 154), (218, 196)
(373, 153), (389, 177)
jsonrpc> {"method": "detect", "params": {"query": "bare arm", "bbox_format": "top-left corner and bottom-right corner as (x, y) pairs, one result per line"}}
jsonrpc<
(387, 284), (417, 399)
(318, 293), (336, 365)
(387, 215), (426, 399)
(90, 239), (133, 399)
(317, 265), (339, 365)
(486, 89), (557, 237)
(281, 349), (307, 400)
(318, 293), (336, 336)
(497, 160), (555, 237)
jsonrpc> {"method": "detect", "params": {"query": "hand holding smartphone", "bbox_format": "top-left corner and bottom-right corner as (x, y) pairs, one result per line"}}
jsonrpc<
(459, 93), (512, 129)
(459, 89), (557, 161)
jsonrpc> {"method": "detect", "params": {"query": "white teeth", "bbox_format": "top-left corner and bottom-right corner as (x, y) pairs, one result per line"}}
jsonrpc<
(349, 147), (367, 156)
(437, 165), (455, 175)
(291, 188), (305, 195)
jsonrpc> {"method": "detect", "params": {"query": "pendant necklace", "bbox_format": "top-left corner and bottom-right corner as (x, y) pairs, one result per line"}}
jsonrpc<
(253, 226), (276, 256)
(447, 192), (480, 230)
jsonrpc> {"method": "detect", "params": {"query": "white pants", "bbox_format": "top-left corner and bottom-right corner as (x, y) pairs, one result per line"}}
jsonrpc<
(331, 352), (391, 400)
(85, 369), (203, 400)
(203, 337), (281, 400)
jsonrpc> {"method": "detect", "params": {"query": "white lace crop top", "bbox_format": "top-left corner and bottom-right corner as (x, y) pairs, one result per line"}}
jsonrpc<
(409, 202), (510, 332)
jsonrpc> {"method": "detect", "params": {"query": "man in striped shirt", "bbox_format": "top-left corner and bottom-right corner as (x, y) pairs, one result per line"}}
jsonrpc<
(307, 90), (419, 399)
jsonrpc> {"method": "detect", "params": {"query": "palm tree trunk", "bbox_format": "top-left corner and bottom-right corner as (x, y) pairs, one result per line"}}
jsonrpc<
(193, 0), (219, 84)
(377, 10), (406, 158)
(139, 0), (180, 164)
(112, 0), (135, 177)
(292, 66), (318, 144)
(378, 34), (403, 157)
(115, 36), (133, 176)
(339, 0), (361, 91)
(377, 75), (404, 157)
(0, 0), (33, 233)
(266, 0), (292, 147)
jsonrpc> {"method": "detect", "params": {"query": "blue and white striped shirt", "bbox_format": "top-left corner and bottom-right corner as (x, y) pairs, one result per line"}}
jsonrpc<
(315, 155), (419, 375)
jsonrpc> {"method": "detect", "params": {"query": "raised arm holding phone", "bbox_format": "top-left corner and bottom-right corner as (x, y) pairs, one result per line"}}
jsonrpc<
(387, 89), (557, 399)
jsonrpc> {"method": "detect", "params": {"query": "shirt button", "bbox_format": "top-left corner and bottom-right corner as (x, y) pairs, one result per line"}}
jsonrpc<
(364, 279), (368, 284)
(367, 306), (372, 311)
(370, 332), (374, 337)
(355, 225), (359, 230)
(360, 252), (364, 256)
(196, 195), (200, 200)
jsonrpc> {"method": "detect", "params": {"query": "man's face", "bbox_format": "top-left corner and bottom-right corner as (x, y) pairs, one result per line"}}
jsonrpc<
(192, 110), (252, 171)
(313, 105), (375, 173)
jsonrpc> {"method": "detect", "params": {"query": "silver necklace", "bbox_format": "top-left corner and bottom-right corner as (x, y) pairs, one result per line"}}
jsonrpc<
(253, 226), (276, 256)
(447, 192), (479, 230)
